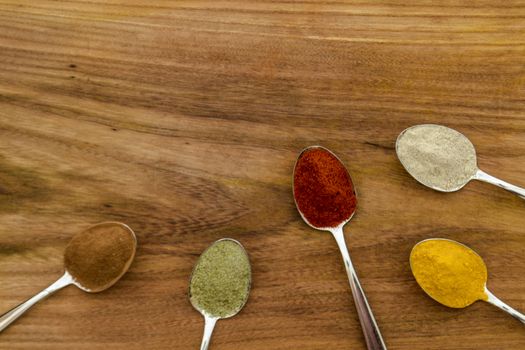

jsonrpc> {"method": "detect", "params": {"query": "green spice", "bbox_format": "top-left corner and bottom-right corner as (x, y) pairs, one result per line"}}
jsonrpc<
(189, 239), (251, 318)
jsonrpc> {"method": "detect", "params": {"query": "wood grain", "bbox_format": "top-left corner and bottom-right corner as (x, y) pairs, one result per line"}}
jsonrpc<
(0, 1), (524, 349)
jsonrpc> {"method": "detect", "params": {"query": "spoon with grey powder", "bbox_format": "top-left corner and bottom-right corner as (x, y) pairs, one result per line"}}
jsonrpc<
(0, 222), (136, 333)
(396, 124), (525, 199)
(189, 238), (251, 350)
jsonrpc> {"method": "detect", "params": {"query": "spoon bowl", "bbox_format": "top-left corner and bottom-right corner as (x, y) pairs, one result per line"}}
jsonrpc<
(396, 124), (525, 199)
(65, 222), (137, 293)
(293, 146), (386, 350)
(0, 222), (136, 333)
(293, 146), (357, 231)
(396, 124), (478, 193)
(410, 238), (487, 308)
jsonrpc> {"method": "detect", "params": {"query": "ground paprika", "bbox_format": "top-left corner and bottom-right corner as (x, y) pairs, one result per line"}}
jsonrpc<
(293, 147), (357, 228)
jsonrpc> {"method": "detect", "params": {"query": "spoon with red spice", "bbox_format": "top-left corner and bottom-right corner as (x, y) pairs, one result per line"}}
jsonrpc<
(293, 146), (386, 350)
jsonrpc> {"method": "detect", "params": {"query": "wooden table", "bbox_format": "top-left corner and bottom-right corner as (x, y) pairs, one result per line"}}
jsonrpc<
(0, 1), (524, 349)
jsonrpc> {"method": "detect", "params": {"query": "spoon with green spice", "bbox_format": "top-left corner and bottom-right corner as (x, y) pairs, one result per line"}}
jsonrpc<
(189, 238), (251, 350)
(396, 124), (525, 199)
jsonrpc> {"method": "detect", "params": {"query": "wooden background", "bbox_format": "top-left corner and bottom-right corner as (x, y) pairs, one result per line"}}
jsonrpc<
(0, 1), (524, 349)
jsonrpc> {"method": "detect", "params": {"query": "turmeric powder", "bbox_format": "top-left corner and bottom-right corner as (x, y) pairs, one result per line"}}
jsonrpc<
(410, 239), (488, 308)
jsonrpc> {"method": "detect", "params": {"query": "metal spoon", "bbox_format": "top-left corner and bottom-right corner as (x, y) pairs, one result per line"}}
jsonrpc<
(410, 238), (525, 324)
(189, 238), (251, 350)
(396, 124), (525, 199)
(293, 146), (387, 350)
(0, 222), (136, 333)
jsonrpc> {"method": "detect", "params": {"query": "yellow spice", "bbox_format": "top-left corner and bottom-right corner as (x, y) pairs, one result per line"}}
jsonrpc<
(410, 239), (488, 308)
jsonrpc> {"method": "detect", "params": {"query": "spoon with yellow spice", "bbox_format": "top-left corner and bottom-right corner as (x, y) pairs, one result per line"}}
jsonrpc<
(410, 239), (524, 324)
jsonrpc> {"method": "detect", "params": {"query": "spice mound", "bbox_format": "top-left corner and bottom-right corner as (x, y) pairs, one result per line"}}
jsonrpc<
(396, 124), (478, 191)
(190, 239), (251, 318)
(410, 239), (488, 308)
(64, 222), (136, 291)
(293, 147), (356, 228)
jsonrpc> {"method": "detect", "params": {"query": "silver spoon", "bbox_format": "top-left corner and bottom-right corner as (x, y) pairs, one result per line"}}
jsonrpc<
(0, 222), (136, 333)
(189, 238), (251, 350)
(411, 238), (525, 324)
(293, 146), (387, 350)
(396, 124), (525, 199)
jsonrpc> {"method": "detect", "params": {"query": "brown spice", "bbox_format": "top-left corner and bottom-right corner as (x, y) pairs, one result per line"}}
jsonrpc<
(293, 147), (357, 228)
(64, 222), (136, 291)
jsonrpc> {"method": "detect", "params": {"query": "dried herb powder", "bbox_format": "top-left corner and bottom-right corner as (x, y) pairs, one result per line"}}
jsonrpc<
(190, 239), (251, 318)
(64, 222), (136, 291)
(293, 147), (357, 228)
(396, 124), (478, 191)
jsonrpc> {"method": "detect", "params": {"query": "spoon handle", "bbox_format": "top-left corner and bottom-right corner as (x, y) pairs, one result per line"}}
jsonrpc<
(0, 272), (72, 333)
(199, 315), (218, 350)
(331, 226), (387, 350)
(475, 169), (525, 200)
(485, 289), (525, 324)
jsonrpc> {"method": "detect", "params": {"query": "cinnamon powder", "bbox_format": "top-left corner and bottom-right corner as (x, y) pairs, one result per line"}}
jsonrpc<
(64, 222), (136, 291)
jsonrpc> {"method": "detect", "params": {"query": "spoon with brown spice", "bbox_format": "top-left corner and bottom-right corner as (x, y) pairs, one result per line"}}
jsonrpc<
(0, 222), (136, 332)
(189, 239), (251, 350)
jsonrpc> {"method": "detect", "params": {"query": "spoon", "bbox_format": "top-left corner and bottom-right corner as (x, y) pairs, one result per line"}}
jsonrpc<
(189, 238), (251, 350)
(410, 238), (524, 324)
(0, 222), (136, 332)
(396, 124), (525, 199)
(293, 146), (387, 350)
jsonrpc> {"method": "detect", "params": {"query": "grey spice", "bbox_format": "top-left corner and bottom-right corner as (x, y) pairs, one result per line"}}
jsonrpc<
(396, 124), (478, 191)
(190, 239), (251, 318)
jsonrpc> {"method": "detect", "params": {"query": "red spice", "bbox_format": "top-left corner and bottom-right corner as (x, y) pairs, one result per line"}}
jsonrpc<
(293, 147), (357, 228)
